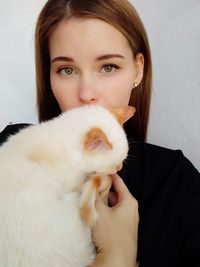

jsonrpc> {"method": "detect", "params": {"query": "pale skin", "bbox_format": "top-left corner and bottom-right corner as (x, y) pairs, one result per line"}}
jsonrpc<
(90, 174), (139, 267)
(49, 17), (143, 267)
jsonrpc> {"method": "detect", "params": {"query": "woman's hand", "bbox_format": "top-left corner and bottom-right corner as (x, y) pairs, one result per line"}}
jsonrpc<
(90, 174), (139, 267)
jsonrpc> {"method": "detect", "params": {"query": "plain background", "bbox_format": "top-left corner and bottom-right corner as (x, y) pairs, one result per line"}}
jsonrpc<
(0, 0), (199, 171)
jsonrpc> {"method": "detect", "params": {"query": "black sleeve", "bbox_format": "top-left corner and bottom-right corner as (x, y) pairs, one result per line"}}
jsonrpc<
(120, 140), (200, 267)
(0, 124), (31, 146)
(180, 157), (200, 267)
(140, 145), (200, 267)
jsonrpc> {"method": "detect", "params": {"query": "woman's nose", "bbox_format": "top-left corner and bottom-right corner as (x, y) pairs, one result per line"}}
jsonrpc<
(77, 76), (98, 104)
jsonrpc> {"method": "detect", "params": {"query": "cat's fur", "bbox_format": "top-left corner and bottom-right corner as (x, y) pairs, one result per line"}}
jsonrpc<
(0, 104), (135, 267)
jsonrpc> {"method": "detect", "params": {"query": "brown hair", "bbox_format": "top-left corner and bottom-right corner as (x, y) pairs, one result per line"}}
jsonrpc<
(35, 0), (152, 142)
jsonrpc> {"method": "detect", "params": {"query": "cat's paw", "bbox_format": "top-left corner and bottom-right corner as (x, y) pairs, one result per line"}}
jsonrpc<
(98, 175), (112, 205)
(79, 176), (99, 226)
(80, 175), (112, 226)
(80, 202), (99, 226)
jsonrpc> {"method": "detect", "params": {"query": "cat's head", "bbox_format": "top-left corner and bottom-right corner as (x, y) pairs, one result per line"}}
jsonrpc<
(61, 105), (135, 176)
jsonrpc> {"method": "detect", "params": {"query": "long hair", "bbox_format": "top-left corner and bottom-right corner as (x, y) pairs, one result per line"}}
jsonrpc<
(35, 0), (152, 141)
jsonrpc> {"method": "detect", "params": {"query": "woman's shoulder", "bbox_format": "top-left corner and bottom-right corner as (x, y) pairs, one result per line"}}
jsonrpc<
(129, 138), (198, 172)
(0, 123), (32, 146)
(140, 140), (200, 188)
(123, 138), (200, 198)
(129, 138), (183, 157)
(127, 141), (200, 266)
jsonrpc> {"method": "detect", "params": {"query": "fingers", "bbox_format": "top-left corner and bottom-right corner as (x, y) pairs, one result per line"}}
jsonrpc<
(108, 191), (118, 206)
(96, 174), (131, 207)
(95, 174), (135, 211)
(110, 174), (130, 202)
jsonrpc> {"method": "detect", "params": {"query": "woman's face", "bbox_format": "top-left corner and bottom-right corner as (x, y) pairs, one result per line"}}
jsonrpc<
(49, 17), (144, 111)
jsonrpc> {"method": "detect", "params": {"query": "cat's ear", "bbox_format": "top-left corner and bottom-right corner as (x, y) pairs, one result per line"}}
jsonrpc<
(84, 127), (112, 152)
(109, 106), (136, 125)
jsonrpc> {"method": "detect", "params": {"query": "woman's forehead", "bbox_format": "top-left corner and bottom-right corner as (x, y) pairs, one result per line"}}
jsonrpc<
(49, 17), (133, 60)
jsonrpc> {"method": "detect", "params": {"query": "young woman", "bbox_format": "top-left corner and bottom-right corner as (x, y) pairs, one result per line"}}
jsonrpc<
(0, 1), (199, 267)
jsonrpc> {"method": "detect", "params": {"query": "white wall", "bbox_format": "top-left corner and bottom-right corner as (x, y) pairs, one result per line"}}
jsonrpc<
(0, 1), (46, 127)
(0, 1), (199, 171)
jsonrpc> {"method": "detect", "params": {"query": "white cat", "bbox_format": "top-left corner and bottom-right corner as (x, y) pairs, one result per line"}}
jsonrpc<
(0, 104), (135, 267)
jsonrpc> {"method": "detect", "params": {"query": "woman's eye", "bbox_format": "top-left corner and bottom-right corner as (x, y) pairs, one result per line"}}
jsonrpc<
(101, 64), (119, 73)
(58, 67), (74, 75)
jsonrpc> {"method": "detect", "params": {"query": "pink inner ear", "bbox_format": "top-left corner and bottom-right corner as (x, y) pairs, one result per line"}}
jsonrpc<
(84, 127), (113, 152)
(88, 139), (102, 151)
(88, 137), (112, 152)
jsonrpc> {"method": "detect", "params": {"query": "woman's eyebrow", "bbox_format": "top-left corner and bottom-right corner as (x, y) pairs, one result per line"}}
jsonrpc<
(51, 54), (125, 63)
(51, 56), (74, 63)
(96, 54), (125, 61)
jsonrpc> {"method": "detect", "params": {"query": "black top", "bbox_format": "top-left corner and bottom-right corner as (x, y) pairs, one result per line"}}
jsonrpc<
(0, 124), (200, 267)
